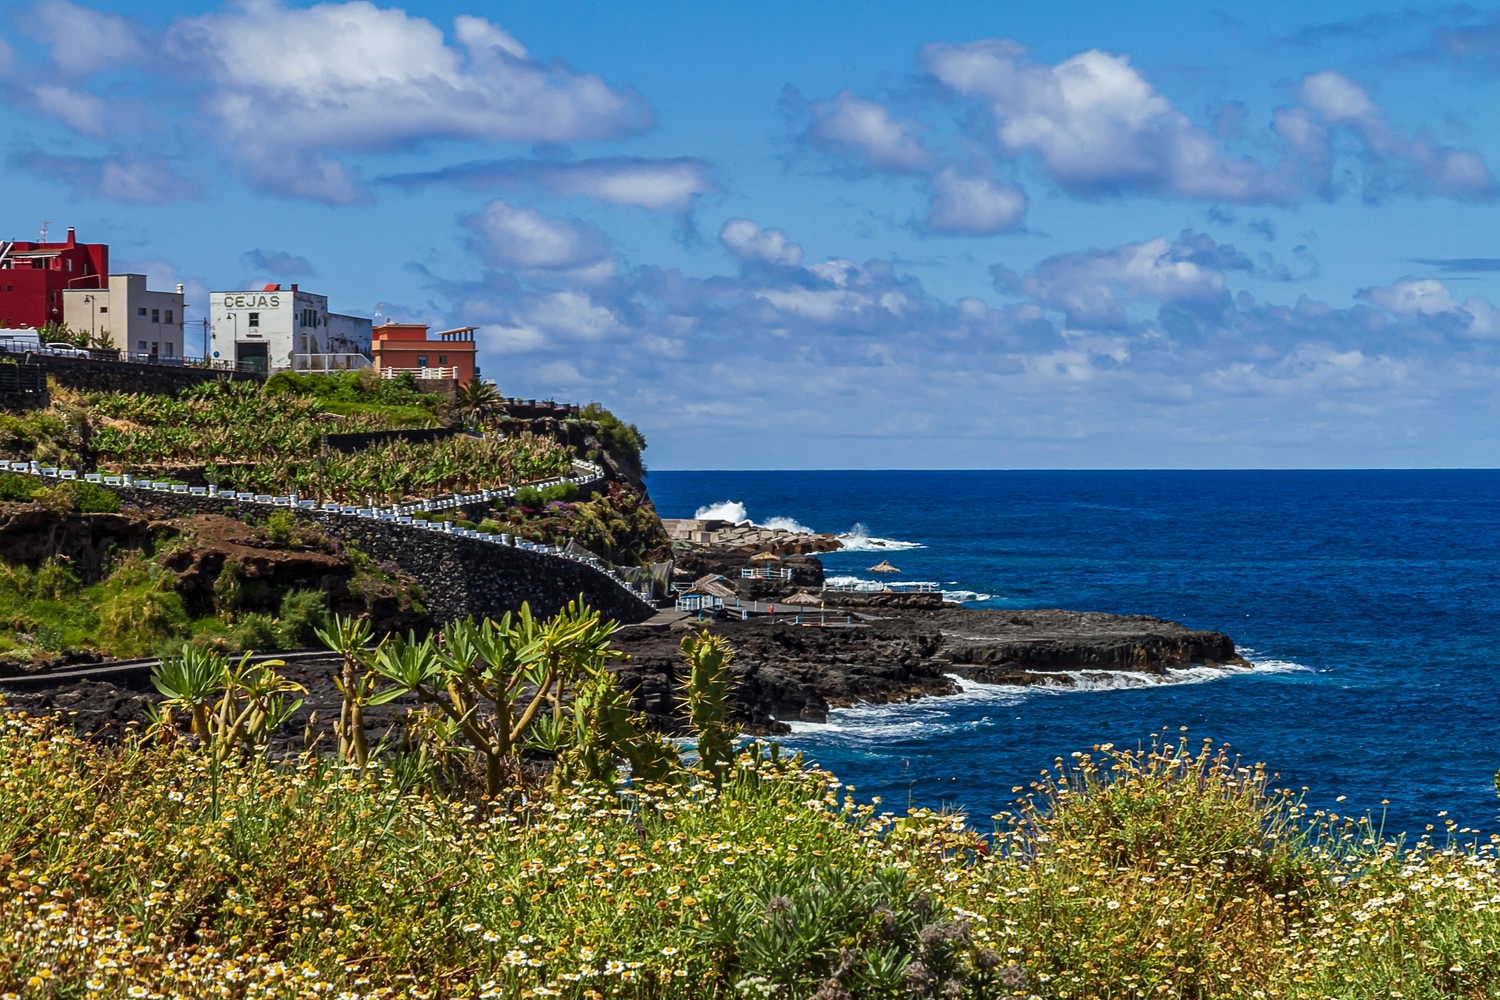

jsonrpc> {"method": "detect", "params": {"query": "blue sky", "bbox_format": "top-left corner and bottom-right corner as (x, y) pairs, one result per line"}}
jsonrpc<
(4, 1), (1500, 468)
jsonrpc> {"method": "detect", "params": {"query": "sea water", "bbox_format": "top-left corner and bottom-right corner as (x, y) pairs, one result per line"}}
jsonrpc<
(649, 470), (1500, 835)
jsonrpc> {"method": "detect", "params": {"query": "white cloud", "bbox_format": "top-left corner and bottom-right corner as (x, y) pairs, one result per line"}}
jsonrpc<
(1004, 234), (1234, 328)
(169, 2), (649, 152)
(26, 83), (108, 136)
(8, 150), (199, 201)
(383, 156), (718, 214)
(0, 35), (15, 76)
(803, 90), (934, 172)
(926, 168), (1027, 234)
(720, 219), (803, 266)
(924, 40), (1289, 202)
(465, 200), (611, 270)
(1297, 71), (1496, 200)
(1360, 277), (1458, 315)
(30, 0), (147, 77)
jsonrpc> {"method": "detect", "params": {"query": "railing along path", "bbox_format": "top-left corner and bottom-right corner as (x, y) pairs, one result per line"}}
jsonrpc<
(4, 458), (651, 603)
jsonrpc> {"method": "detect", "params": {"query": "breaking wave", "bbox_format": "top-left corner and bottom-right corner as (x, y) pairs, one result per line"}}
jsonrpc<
(688, 504), (909, 546)
(785, 655), (1313, 741)
(942, 590), (993, 604)
(693, 500), (749, 523)
(835, 523), (924, 552)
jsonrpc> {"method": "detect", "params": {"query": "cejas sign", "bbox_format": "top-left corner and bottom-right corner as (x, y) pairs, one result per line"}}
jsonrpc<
(224, 294), (281, 308)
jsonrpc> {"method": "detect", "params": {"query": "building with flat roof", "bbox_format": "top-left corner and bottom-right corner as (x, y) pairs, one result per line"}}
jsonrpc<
(62, 274), (185, 359)
(209, 284), (371, 375)
(371, 322), (478, 383)
(0, 227), (108, 330)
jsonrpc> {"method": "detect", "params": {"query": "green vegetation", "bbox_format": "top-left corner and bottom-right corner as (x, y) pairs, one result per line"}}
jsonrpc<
(3, 610), (1500, 997)
(580, 400), (647, 471)
(0, 471), (119, 513)
(0, 510), (421, 661)
(495, 481), (671, 563)
(0, 380), (574, 505)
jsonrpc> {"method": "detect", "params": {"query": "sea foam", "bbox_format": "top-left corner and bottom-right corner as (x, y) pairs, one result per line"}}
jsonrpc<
(785, 654), (1313, 740)
(834, 523), (924, 552)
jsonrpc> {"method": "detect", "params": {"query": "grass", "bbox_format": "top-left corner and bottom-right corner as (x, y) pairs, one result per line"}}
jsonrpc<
(0, 720), (1497, 998)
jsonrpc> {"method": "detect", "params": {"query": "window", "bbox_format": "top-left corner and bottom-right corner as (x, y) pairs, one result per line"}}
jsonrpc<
(248, 312), (259, 328)
(164, 309), (173, 324)
(438, 355), (447, 364)
(417, 356), (428, 368)
(138, 341), (147, 352)
(164, 343), (173, 358)
(98, 306), (107, 314)
(66, 260), (73, 272)
(137, 307), (147, 317)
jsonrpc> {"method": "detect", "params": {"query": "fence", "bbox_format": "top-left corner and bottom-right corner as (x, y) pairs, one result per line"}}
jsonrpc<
(383, 366), (457, 380)
(740, 566), (793, 580)
(0, 457), (653, 604)
(0, 363), (45, 394)
(823, 580), (940, 593)
(289, 354), (372, 372)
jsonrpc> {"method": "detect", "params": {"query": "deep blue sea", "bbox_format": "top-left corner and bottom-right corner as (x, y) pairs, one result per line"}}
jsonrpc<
(648, 470), (1500, 836)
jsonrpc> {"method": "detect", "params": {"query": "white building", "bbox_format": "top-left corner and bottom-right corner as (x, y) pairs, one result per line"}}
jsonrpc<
(208, 284), (372, 374)
(61, 274), (185, 359)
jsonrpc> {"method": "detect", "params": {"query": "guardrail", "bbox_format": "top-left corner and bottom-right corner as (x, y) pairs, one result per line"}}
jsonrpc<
(1, 457), (653, 604)
(823, 580), (940, 593)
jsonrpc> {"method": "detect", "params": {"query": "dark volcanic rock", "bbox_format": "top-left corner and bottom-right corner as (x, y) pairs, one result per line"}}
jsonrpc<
(613, 607), (1245, 732)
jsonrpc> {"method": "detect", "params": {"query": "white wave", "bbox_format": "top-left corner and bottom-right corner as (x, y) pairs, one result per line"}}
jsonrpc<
(785, 656), (1314, 739)
(693, 500), (749, 523)
(835, 523), (924, 552)
(942, 590), (992, 604)
(760, 515), (814, 534)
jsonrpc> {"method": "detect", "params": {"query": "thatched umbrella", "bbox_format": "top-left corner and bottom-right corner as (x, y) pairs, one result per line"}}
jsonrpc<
(747, 551), (780, 563)
(867, 560), (900, 574)
(782, 590), (822, 605)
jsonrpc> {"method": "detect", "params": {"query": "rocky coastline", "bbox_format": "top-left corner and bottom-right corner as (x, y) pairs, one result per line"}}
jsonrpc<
(615, 606), (1245, 733)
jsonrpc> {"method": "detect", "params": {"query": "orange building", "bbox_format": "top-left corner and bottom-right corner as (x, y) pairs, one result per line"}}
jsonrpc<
(371, 322), (478, 383)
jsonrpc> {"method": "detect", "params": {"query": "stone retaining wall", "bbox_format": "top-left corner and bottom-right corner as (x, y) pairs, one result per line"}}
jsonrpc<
(25, 354), (261, 394)
(111, 490), (656, 626)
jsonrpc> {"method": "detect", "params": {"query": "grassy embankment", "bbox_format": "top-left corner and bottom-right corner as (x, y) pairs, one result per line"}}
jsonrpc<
(0, 373), (663, 659)
(2, 612), (1498, 998)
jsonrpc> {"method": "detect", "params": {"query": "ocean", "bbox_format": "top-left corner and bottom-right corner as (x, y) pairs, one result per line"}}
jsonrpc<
(648, 470), (1500, 836)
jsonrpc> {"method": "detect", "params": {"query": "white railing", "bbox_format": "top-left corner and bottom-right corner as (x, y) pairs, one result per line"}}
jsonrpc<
(740, 567), (793, 580)
(287, 353), (372, 372)
(823, 579), (940, 594)
(2, 457), (650, 604)
(382, 367), (457, 380)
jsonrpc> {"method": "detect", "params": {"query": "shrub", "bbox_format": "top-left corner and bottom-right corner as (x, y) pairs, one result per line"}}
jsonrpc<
(95, 553), (188, 656)
(580, 401), (646, 468)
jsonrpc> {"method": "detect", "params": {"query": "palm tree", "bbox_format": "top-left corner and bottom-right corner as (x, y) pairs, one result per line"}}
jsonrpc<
(455, 378), (499, 429)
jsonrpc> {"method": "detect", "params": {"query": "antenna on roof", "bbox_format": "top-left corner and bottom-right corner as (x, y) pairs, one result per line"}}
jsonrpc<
(39, 221), (51, 242)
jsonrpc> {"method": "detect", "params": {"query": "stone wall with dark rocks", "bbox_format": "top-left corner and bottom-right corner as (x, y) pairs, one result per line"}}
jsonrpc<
(25, 354), (261, 395)
(321, 427), (464, 454)
(108, 490), (655, 626)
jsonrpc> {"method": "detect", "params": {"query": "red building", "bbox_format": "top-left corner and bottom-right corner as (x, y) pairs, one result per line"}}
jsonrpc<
(0, 228), (109, 330)
(371, 322), (478, 383)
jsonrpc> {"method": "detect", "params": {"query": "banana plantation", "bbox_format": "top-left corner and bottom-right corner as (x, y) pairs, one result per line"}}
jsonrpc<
(8, 380), (577, 505)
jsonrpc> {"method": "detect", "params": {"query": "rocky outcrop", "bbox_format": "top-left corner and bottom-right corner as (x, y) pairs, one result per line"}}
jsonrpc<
(613, 608), (1246, 732)
(664, 518), (842, 556)
(0, 505), (155, 582)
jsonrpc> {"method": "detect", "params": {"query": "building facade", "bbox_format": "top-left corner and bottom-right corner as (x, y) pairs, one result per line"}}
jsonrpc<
(0, 228), (108, 331)
(62, 274), (186, 358)
(209, 284), (372, 374)
(371, 322), (478, 383)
